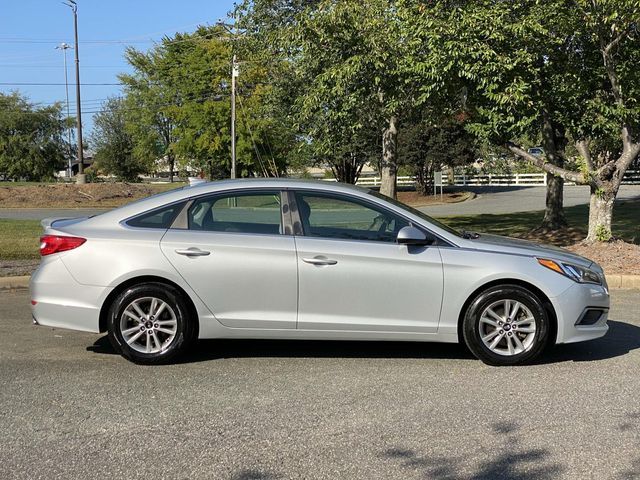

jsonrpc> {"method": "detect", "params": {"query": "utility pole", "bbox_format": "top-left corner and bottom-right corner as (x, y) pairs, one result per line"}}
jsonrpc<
(55, 43), (72, 179)
(231, 54), (239, 179)
(217, 19), (239, 179)
(64, 0), (86, 183)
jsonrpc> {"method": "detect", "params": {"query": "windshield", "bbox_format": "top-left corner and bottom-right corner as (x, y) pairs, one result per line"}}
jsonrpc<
(368, 190), (462, 238)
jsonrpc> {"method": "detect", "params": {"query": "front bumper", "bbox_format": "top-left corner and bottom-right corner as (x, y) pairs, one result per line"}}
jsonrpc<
(553, 281), (610, 344)
(29, 257), (110, 334)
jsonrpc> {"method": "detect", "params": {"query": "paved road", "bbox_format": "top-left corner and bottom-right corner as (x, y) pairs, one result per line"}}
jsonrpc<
(420, 184), (640, 216)
(1, 289), (640, 479)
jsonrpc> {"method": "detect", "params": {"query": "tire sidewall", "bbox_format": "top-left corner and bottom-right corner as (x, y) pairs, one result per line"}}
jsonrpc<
(107, 283), (191, 364)
(463, 285), (549, 366)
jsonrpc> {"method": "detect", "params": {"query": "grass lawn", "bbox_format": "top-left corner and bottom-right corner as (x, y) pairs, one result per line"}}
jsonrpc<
(442, 199), (639, 246)
(0, 219), (43, 260)
(1, 200), (637, 261)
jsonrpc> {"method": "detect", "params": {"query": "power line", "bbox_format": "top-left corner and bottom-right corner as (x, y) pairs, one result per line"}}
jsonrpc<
(0, 21), (213, 45)
(2, 91), (231, 117)
(0, 64), (131, 68)
(0, 32), (238, 48)
(0, 82), (123, 86)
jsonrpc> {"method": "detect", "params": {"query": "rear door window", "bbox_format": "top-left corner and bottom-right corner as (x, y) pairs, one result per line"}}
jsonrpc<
(188, 191), (283, 235)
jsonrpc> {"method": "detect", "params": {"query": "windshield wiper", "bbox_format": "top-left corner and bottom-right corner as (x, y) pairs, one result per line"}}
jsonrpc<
(461, 230), (481, 239)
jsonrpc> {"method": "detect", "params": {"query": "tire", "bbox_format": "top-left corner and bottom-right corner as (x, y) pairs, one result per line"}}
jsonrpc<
(107, 282), (197, 364)
(462, 284), (549, 366)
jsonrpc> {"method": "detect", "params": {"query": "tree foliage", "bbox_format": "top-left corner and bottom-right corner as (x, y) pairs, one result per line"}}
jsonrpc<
(120, 26), (297, 180)
(400, 117), (477, 195)
(91, 97), (151, 182)
(236, 0), (417, 187)
(25, 0), (632, 244)
(0, 92), (67, 181)
(401, 0), (640, 240)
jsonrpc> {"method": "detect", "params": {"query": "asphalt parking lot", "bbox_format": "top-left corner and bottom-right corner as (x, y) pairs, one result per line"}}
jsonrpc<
(1, 289), (640, 480)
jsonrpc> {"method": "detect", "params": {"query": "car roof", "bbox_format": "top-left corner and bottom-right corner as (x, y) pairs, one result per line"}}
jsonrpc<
(83, 178), (373, 226)
(57, 178), (467, 246)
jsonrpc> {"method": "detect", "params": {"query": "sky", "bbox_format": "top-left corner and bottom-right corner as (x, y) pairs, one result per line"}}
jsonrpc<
(0, 0), (236, 133)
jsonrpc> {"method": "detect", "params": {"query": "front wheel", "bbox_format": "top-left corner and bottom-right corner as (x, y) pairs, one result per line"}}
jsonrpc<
(107, 282), (196, 364)
(462, 285), (550, 366)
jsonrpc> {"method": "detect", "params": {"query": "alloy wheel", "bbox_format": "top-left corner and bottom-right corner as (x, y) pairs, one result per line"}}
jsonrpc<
(478, 299), (537, 356)
(119, 296), (178, 354)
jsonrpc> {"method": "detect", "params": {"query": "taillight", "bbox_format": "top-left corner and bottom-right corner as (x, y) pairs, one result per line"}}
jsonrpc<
(39, 235), (86, 256)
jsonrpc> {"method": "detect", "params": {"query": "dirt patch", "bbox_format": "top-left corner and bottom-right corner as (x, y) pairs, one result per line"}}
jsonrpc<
(0, 183), (180, 208)
(0, 259), (40, 277)
(517, 226), (587, 247)
(565, 240), (640, 275)
(515, 225), (640, 274)
(397, 190), (474, 207)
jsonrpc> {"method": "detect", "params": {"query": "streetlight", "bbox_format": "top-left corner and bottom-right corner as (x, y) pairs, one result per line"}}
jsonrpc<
(55, 42), (72, 179)
(217, 20), (238, 179)
(63, 0), (86, 183)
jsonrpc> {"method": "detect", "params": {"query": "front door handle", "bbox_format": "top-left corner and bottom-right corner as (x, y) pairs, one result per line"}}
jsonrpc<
(302, 256), (338, 266)
(175, 248), (211, 257)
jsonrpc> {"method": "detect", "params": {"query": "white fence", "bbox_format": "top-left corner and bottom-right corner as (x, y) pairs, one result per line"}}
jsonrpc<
(351, 170), (640, 187)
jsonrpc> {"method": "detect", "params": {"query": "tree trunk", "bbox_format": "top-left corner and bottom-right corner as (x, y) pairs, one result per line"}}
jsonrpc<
(168, 154), (174, 183)
(541, 173), (566, 229)
(540, 111), (567, 229)
(585, 186), (615, 242)
(331, 153), (364, 184)
(380, 115), (398, 198)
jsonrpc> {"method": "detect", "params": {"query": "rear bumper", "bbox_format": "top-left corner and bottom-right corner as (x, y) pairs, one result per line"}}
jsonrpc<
(29, 257), (110, 334)
(553, 282), (610, 344)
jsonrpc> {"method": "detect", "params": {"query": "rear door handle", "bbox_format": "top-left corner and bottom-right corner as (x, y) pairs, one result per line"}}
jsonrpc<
(175, 248), (211, 257)
(302, 257), (338, 266)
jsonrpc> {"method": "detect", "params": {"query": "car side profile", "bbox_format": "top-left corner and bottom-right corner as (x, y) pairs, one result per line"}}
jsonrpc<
(30, 179), (610, 366)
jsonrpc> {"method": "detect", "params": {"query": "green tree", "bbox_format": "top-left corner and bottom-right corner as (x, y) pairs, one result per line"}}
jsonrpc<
(120, 46), (181, 182)
(296, 0), (412, 193)
(91, 97), (151, 182)
(404, 0), (640, 241)
(122, 26), (295, 180)
(0, 92), (66, 181)
(400, 116), (477, 195)
(237, 0), (416, 190)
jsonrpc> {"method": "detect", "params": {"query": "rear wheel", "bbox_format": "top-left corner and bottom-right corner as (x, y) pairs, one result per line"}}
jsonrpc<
(107, 282), (196, 364)
(462, 285), (549, 366)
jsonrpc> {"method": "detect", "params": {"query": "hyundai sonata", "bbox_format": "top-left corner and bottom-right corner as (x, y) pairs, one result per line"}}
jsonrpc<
(30, 179), (609, 366)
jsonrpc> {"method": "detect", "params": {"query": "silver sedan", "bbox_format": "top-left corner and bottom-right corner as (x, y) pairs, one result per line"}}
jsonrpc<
(30, 179), (610, 366)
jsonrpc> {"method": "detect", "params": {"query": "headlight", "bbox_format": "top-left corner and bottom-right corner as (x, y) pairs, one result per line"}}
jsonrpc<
(537, 258), (602, 285)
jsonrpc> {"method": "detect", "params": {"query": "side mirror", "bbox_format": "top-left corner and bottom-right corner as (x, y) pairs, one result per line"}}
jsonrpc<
(397, 226), (430, 246)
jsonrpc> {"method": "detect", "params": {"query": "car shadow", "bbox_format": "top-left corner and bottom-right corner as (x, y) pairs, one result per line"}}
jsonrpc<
(86, 319), (640, 365)
(86, 335), (476, 361)
(537, 319), (640, 364)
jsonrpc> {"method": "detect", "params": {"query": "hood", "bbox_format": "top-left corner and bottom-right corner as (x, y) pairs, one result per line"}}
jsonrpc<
(467, 233), (594, 268)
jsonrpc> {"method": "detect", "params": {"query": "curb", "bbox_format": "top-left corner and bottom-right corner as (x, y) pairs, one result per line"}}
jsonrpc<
(605, 274), (640, 290)
(0, 273), (639, 291)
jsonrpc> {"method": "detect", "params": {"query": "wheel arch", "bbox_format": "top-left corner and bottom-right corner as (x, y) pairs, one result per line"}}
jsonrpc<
(456, 278), (558, 347)
(98, 275), (199, 335)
